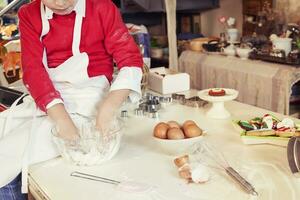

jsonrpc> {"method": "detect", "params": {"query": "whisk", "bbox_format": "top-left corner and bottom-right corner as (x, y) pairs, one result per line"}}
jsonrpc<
(70, 171), (156, 194)
(192, 142), (259, 196)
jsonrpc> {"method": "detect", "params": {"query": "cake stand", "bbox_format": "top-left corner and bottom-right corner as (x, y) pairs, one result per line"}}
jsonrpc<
(198, 88), (238, 119)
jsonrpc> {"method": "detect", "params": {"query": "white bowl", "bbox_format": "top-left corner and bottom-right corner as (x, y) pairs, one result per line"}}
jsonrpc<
(153, 135), (204, 155)
(236, 48), (252, 60)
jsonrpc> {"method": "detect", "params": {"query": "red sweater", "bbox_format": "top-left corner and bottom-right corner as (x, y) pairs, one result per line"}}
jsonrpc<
(18, 0), (143, 112)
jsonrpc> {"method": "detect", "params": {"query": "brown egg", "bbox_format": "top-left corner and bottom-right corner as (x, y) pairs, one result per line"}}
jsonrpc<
(153, 122), (169, 139)
(182, 120), (196, 129)
(174, 155), (190, 168)
(178, 169), (192, 179)
(183, 124), (203, 138)
(167, 128), (185, 140)
(167, 120), (181, 129)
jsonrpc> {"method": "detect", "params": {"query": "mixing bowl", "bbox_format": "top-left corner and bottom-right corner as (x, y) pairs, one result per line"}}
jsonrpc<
(52, 119), (123, 166)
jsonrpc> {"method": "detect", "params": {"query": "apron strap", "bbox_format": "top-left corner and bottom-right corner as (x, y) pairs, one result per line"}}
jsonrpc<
(72, 14), (84, 56)
(40, 3), (50, 40)
(40, 1), (84, 58)
(21, 106), (38, 193)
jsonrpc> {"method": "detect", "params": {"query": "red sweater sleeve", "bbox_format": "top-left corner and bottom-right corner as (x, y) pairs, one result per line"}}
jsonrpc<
(18, 5), (62, 112)
(100, 0), (143, 70)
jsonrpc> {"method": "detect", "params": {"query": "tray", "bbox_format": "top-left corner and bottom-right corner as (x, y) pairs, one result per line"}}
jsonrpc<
(249, 51), (300, 67)
(232, 120), (290, 147)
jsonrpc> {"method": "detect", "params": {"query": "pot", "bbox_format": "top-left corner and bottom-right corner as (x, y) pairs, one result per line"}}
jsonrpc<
(272, 38), (292, 56)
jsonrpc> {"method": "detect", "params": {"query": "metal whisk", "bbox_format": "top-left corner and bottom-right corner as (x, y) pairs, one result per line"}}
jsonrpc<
(192, 142), (259, 196)
(71, 171), (121, 185)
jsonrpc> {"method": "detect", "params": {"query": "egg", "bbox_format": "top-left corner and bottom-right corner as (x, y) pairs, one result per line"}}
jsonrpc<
(174, 155), (190, 168)
(178, 169), (192, 179)
(182, 120), (196, 129)
(153, 122), (169, 139)
(183, 124), (203, 138)
(167, 120), (181, 129)
(167, 128), (185, 140)
(190, 163), (210, 183)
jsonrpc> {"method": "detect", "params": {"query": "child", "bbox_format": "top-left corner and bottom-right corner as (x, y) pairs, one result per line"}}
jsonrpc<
(0, 0), (143, 199)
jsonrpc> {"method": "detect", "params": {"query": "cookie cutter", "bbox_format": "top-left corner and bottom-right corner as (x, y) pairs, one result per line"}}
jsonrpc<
(172, 93), (208, 108)
(121, 110), (128, 118)
(148, 111), (159, 119)
(134, 108), (144, 116)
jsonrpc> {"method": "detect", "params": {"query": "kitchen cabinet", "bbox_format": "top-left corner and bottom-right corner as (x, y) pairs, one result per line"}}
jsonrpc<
(242, 0), (273, 36)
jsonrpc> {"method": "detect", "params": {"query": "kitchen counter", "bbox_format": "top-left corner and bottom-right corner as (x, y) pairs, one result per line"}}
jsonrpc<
(179, 50), (300, 115)
(28, 93), (300, 200)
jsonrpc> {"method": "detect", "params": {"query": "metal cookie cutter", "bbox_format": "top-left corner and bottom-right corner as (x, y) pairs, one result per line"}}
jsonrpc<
(134, 108), (144, 116)
(159, 96), (172, 103)
(172, 93), (208, 108)
(139, 99), (161, 112)
(172, 93), (186, 104)
(121, 110), (128, 118)
(185, 96), (208, 108)
(148, 110), (159, 119)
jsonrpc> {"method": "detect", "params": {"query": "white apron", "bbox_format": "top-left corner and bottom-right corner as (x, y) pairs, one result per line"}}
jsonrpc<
(0, 2), (109, 192)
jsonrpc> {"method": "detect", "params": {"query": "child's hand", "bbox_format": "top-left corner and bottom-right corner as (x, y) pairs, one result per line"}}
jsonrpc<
(47, 103), (80, 141)
(96, 89), (130, 134)
(96, 102), (116, 134)
(56, 119), (79, 141)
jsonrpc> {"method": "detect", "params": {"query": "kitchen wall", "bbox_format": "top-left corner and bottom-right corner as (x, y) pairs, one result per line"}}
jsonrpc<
(275, 0), (300, 24)
(200, 0), (243, 37)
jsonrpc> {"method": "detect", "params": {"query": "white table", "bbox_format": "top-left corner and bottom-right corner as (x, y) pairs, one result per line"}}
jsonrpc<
(28, 94), (300, 200)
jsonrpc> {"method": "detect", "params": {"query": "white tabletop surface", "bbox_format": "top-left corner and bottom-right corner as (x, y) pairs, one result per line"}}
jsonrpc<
(28, 91), (300, 200)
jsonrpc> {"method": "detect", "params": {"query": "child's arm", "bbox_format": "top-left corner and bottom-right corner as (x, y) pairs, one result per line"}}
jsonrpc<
(47, 104), (79, 140)
(96, 1), (144, 131)
(18, 5), (62, 112)
(96, 89), (130, 133)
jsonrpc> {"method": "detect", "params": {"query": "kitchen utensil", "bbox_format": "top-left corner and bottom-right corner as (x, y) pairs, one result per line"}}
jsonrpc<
(134, 108), (144, 116)
(70, 171), (156, 193)
(121, 110), (128, 118)
(192, 142), (258, 196)
(287, 137), (300, 174)
(71, 171), (120, 185)
(171, 93), (208, 108)
(159, 96), (172, 103)
(185, 96), (208, 108)
(139, 100), (161, 112)
(148, 111), (159, 119)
